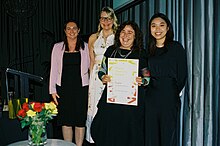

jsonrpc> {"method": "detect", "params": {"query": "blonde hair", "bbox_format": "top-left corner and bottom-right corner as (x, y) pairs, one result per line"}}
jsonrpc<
(97, 7), (118, 35)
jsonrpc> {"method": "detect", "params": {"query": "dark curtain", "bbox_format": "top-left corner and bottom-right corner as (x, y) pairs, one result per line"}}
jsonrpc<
(0, 0), (219, 145)
(111, 0), (220, 146)
(0, 0), (102, 101)
(0, 1), (115, 145)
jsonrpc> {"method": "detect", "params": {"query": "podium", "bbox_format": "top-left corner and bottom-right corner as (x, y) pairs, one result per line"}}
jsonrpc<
(4, 68), (44, 119)
(0, 68), (53, 146)
(5, 68), (43, 101)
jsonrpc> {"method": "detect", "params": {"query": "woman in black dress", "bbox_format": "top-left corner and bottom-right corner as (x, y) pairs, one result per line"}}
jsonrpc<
(145, 13), (187, 146)
(91, 21), (148, 146)
(49, 19), (90, 146)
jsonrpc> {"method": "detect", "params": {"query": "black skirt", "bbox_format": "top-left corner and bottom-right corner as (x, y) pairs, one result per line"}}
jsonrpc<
(56, 52), (88, 127)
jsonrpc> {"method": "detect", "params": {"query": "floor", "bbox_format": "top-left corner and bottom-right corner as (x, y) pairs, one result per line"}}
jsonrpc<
(83, 140), (96, 146)
(53, 124), (96, 146)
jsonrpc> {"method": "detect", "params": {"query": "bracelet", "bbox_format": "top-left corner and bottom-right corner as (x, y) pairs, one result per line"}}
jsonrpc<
(142, 77), (150, 86)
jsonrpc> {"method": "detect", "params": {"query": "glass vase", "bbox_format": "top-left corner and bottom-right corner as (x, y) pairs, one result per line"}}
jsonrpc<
(28, 118), (47, 146)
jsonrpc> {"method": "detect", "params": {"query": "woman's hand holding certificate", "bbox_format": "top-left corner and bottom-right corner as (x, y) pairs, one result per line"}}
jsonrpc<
(101, 75), (111, 84)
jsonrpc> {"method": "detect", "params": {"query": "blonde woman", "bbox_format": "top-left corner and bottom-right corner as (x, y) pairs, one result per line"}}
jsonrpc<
(86, 6), (118, 144)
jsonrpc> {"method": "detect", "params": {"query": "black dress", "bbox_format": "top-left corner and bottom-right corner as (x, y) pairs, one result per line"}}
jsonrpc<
(145, 41), (187, 146)
(91, 46), (147, 146)
(56, 52), (88, 127)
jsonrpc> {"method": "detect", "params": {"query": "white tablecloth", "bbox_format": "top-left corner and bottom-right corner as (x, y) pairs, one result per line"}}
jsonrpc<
(8, 139), (76, 146)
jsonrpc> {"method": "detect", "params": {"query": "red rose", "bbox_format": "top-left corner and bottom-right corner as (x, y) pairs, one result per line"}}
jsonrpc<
(22, 103), (29, 111)
(33, 102), (43, 112)
(17, 109), (26, 119)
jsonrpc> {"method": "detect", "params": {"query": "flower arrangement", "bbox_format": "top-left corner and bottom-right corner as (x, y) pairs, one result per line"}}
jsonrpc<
(17, 101), (58, 145)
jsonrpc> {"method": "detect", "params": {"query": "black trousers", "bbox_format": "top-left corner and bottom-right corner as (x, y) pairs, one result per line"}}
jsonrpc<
(145, 104), (180, 146)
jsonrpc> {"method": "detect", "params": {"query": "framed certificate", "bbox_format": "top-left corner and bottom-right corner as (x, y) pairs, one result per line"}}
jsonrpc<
(107, 58), (139, 106)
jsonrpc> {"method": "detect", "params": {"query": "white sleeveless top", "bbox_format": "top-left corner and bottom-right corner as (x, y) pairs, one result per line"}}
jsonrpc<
(93, 30), (115, 64)
(86, 30), (115, 143)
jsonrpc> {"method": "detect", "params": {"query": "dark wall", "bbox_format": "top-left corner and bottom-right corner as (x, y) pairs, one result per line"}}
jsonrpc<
(0, 0), (106, 101)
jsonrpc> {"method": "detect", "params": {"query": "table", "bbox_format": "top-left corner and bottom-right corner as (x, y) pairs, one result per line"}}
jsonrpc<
(7, 139), (76, 146)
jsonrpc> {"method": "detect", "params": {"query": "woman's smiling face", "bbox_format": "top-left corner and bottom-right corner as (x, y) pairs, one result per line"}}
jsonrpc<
(99, 11), (113, 31)
(64, 22), (80, 40)
(119, 25), (135, 50)
(150, 17), (169, 43)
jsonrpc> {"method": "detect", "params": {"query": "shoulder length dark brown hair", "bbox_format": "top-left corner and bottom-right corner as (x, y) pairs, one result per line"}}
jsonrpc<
(63, 19), (85, 51)
(148, 13), (174, 56)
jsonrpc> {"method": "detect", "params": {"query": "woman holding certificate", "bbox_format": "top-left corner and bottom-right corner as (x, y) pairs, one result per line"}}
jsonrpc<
(145, 13), (187, 146)
(91, 21), (148, 146)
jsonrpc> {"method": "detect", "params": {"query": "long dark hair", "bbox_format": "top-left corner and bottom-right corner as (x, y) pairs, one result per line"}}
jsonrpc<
(114, 21), (143, 51)
(148, 13), (174, 56)
(63, 19), (84, 51)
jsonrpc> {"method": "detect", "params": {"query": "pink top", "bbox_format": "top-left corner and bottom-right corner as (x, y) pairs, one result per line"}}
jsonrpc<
(49, 41), (90, 94)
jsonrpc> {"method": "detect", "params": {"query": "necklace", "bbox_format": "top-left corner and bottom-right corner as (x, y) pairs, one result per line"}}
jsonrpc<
(111, 48), (132, 59)
(65, 50), (78, 53)
(117, 49), (127, 57)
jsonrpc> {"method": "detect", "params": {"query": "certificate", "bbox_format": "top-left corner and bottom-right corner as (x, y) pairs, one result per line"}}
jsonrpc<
(107, 58), (139, 106)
